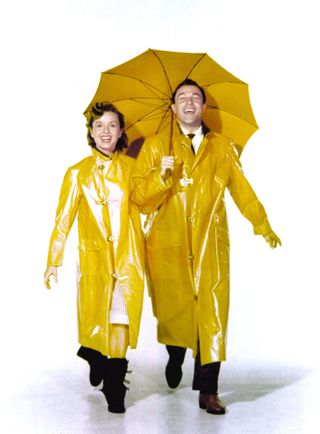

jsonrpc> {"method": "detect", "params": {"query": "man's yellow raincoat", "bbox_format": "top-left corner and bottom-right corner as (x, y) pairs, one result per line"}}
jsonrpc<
(131, 125), (272, 365)
(47, 149), (144, 356)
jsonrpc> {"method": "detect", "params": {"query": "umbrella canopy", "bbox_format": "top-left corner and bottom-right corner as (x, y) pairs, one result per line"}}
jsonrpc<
(84, 48), (258, 154)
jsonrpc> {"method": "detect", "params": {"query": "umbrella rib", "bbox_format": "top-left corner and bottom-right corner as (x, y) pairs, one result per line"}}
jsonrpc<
(155, 104), (172, 133)
(109, 97), (168, 103)
(206, 104), (258, 127)
(150, 49), (174, 96)
(185, 53), (207, 78)
(105, 72), (169, 99)
(125, 102), (169, 129)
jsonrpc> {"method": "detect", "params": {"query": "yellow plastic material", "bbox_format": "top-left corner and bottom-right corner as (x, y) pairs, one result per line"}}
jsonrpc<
(131, 124), (278, 365)
(46, 149), (144, 356)
(85, 48), (258, 153)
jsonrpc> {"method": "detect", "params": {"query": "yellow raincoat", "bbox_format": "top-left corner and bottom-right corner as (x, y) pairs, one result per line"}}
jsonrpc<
(47, 149), (144, 356)
(131, 125), (272, 365)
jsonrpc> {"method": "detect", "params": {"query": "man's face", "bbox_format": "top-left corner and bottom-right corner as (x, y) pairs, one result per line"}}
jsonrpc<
(171, 85), (205, 131)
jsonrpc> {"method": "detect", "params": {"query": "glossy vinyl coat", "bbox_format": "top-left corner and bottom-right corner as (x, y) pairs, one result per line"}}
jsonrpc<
(131, 125), (272, 365)
(47, 149), (144, 355)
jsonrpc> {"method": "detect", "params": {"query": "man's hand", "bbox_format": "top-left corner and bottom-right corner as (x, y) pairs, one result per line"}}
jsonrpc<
(160, 156), (175, 179)
(263, 231), (282, 249)
(44, 266), (58, 289)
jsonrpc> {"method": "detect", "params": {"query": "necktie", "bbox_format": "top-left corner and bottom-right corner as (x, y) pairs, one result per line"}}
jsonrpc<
(187, 133), (195, 154)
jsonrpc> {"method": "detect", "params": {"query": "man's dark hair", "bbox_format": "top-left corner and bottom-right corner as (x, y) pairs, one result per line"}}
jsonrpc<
(86, 102), (128, 152)
(171, 78), (206, 103)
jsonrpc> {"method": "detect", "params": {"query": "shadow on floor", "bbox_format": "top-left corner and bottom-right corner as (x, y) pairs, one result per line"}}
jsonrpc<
(221, 364), (311, 405)
(125, 362), (312, 408)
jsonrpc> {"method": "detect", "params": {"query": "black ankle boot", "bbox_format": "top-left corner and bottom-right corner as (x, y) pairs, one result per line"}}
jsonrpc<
(77, 346), (105, 387)
(165, 345), (187, 388)
(101, 358), (128, 413)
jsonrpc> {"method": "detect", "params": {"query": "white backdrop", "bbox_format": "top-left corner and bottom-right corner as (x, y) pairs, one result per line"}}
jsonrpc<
(0, 0), (319, 385)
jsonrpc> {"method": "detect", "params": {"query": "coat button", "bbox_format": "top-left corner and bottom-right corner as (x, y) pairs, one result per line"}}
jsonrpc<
(98, 164), (105, 170)
(194, 294), (198, 301)
(187, 216), (192, 222)
(102, 199), (110, 205)
(107, 235), (115, 242)
(188, 254), (194, 260)
(214, 213), (220, 223)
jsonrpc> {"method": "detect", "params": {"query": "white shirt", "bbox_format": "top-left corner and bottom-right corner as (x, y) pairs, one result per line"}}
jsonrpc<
(97, 157), (129, 325)
(98, 159), (123, 254)
(180, 124), (204, 154)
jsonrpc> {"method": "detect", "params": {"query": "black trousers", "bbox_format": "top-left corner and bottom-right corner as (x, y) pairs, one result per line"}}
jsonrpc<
(166, 345), (221, 394)
(192, 352), (221, 394)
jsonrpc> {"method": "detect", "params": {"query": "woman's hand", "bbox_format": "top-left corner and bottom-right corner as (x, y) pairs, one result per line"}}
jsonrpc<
(44, 266), (58, 289)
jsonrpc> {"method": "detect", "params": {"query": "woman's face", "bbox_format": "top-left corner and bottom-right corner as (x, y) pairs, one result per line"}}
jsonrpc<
(91, 111), (123, 155)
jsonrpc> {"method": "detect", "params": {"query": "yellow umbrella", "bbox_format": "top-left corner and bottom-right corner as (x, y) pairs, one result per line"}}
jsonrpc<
(84, 48), (258, 154)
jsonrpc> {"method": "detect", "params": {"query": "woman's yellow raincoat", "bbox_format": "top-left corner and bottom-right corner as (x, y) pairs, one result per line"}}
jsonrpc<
(131, 125), (272, 365)
(47, 149), (144, 356)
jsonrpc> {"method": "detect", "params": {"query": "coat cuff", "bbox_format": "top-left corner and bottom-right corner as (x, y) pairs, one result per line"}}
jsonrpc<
(253, 220), (272, 236)
(47, 239), (65, 267)
(153, 169), (174, 190)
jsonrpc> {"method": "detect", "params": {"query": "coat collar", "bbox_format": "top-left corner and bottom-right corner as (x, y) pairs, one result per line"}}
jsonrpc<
(171, 123), (211, 170)
(92, 147), (114, 162)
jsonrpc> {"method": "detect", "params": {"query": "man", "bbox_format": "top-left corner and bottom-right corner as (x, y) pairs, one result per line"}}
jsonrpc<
(131, 79), (281, 414)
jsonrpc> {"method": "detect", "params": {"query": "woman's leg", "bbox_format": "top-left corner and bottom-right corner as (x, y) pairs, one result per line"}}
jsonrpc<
(101, 324), (130, 413)
(108, 324), (129, 358)
(77, 346), (105, 386)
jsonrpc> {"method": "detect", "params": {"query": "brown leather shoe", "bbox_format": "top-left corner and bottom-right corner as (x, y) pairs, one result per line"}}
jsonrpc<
(199, 393), (226, 415)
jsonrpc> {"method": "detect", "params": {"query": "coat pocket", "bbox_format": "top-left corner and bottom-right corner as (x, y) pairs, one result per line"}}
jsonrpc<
(216, 227), (230, 278)
(78, 239), (102, 275)
(216, 227), (230, 245)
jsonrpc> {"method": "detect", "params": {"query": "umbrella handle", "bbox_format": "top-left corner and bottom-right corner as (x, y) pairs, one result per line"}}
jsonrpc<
(169, 110), (174, 156)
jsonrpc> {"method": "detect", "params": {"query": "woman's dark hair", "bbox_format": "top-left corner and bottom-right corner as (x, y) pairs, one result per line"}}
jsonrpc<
(171, 78), (206, 103)
(86, 102), (128, 152)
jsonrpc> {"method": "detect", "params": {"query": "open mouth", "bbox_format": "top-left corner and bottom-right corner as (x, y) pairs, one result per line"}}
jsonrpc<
(100, 135), (112, 142)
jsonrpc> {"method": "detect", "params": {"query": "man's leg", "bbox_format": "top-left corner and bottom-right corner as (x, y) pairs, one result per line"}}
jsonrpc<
(165, 345), (187, 388)
(192, 352), (226, 415)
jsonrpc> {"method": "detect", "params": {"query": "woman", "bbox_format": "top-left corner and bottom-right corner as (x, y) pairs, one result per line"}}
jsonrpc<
(44, 102), (144, 413)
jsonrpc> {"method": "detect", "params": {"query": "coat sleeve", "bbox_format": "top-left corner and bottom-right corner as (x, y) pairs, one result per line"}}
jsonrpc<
(46, 167), (81, 266)
(227, 143), (272, 235)
(130, 137), (174, 215)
